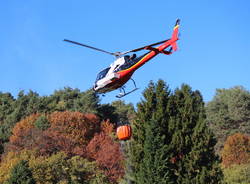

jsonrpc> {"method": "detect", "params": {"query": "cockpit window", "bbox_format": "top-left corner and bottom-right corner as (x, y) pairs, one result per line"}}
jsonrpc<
(124, 55), (130, 63)
(115, 53), (146, 72)
(96, 67), (110, 81)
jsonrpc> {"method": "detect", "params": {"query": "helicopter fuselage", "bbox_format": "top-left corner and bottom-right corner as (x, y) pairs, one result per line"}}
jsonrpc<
(93, 37), (177, 94)
(64, 19), (180, 98)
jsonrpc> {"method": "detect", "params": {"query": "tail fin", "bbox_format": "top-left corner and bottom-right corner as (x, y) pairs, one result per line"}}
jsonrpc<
(171, 19), (180, 51)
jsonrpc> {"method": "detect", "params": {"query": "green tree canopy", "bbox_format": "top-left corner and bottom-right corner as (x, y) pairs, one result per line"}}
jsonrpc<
(206, 86), (250, 153)
(128, 80), (223, 184)
(34, 114), (50, 131)
(7, 160), (35, 184)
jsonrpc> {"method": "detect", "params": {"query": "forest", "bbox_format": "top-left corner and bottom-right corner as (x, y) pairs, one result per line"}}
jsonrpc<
(0, 80), (249, 184)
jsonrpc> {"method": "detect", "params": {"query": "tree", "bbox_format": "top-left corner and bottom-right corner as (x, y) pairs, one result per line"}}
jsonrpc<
(0, 92), (14, 123)
(29, 152), (69, 183)
(0, 88), (101, 145)
(48, 88), (100, 113)
(127, 80), (174, 183)
(29, 152), (109, 184)
(6, 112), (101, 157)
(0, 92), (15, 145)
(221, 133), (250, 168)
(7, 160), (35, 184)
(48, 111), (100, 145)
(34, 114), (50, 130)
(0, 150), (36, 183)
(67, 155), (109, 184)
(86, 133), (124, 183)
(86, 121), (124, 183)
(6, 114), (40, 152)
(129, 80), (173, 184)
(0, 90), (42, 143)
(74, 89), (100, 114)
(111, 100), (135, 123)
(169, 85), (223, 183)
(128, 80), (223, 184)
(206, 86), (250, 153)
(223, 163), (250, 184)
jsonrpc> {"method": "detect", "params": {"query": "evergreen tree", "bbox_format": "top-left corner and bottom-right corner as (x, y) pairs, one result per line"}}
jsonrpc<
(168, 85), (223, 183)
(137, 119), (172, 184)
(48, 87), (100, 113)
(34, 114), (50, 130)
(111, 100), (135, 122)
(0, 92), (15, 152)
(0, 92), (15, 123)
(0, 90), (42, 143)
(128, 80), (173, 183)
(7, 160), (35, 184)
(128, 81), (223, 184)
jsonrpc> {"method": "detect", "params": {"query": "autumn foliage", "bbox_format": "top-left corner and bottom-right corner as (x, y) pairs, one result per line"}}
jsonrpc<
(86, 132), (124, 183)
(2, 111), (124, 183)
(48, 112), (100, 145)
(221, 133), (250, 168)
(9, 114), (40, 144)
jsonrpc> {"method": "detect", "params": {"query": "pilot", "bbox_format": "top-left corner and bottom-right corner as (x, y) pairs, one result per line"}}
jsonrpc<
(129, 54), (136, 61)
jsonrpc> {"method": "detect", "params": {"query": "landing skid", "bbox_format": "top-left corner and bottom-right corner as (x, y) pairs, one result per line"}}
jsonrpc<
(116, 78), (139, 98)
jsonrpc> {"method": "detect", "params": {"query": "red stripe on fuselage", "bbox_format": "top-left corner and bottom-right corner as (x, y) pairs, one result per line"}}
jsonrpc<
(97, 39), (177, 93)
(117, 39), (175, 77)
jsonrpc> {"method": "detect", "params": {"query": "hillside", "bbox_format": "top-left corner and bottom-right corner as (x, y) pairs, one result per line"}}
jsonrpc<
(0, 81), (250, 183)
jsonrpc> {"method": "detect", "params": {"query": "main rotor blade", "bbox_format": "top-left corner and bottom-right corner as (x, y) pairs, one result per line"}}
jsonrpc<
(64, 39), (117, 56)
(120, 39), (170, 55)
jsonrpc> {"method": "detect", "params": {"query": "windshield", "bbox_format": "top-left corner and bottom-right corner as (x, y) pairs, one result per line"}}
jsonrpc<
(96, 67), (110, 81)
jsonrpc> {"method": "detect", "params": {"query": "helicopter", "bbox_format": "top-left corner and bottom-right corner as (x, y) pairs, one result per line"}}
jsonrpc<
(64, 19), (180, 98)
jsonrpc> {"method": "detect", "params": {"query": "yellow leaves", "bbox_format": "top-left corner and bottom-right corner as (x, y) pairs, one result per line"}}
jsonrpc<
(223, 163), (250, 183)
(0, 150), (36, 183)
(29, 152), (68, 184)
(29, 152), (107, 184)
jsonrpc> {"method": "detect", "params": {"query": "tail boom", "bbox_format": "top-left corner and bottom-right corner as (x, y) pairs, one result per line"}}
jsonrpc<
(146, 19), (180, 54)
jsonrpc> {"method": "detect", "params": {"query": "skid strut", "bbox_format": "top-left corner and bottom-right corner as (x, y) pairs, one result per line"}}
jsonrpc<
(116, 78), (139, 98)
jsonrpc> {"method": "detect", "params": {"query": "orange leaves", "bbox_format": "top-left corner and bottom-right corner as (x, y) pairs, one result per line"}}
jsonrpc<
(86, 132), (124, 183)
(9, 114), (40, 143)
(7, 112), (101, 156)
(101, 120), (114, 134)
(3, 111), (124, 183)
(221, 133), (250, 168)
(48, 111), (100, 145)
(86, 120), (124, 183)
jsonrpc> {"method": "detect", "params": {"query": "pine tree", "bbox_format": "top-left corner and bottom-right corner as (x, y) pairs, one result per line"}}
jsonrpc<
(137, 119), (172, 184)
(34, 114), (50, 130)
(128, 80), (173, 183)
(7, 160), (35, 184)
(128, 81), (223, 184)
(168, 84), (223, 183)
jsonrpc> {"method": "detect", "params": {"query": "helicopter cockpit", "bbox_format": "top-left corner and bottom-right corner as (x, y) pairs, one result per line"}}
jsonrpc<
(95, 54), (138, 84)
(95, 67), (110, 82)
(114, 54), (137, 72)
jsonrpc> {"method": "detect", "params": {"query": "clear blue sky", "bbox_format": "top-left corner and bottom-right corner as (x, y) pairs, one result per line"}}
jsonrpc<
(1, 0), (250, 104)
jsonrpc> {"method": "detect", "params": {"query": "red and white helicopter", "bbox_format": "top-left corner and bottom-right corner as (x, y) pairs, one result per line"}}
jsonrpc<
(64, 19), (180, 98)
